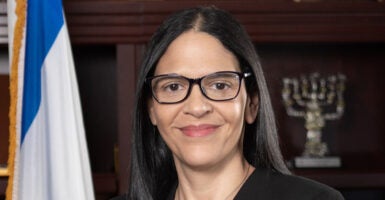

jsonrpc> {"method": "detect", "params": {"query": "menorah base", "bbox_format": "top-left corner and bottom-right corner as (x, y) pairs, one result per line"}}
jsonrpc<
(294, 156), (341, 168)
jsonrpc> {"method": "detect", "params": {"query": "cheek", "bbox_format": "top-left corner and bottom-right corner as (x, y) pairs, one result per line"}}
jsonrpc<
(219, 96), (248, 130)
(151, 104), (180, 129)
(233, 90), (248, 119)
(150, 104), (183, 153)
(221, 103), (243, 120)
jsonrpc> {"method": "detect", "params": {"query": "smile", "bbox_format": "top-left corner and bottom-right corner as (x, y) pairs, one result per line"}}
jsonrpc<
(180, 124), (219, 137)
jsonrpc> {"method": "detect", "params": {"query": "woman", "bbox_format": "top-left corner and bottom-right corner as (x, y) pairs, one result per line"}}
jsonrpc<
(116, 6), (344, 200)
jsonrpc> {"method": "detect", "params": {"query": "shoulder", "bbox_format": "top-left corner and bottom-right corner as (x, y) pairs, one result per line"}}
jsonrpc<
(235, 168), (344, 200)
(269, 171), (344, 200)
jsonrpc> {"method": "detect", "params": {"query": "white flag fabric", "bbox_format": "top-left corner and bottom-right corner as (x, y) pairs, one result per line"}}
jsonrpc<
(7, 0), (95, 199)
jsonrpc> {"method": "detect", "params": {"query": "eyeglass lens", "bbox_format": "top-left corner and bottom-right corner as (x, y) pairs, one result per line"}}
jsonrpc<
(150, 72), (242, 103)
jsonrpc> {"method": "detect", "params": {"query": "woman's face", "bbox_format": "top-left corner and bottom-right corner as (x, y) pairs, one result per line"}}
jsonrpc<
(148, 30), (258, 169)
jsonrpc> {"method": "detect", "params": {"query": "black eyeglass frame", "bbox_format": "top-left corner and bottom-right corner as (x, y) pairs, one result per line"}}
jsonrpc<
(145, 71), (252, 104)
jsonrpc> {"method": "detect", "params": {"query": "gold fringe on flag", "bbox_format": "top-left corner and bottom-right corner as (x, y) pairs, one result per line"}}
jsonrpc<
(6, 0), (27, 199)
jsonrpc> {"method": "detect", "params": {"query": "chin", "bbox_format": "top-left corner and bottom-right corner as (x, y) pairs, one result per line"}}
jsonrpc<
(177, 151), (223, 170)
(182, 159), (220, 171)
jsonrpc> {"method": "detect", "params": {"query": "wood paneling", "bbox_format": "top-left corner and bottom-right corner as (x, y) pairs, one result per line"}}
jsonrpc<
(1, 1), (385, 199)
(1, 1), (384, 43)
(116, 44), (145, 193)
(73, 45), (118, 173)
(61, 1), (385, 44)
(61, 3), (385, 197)
(0, 75), (9, 165)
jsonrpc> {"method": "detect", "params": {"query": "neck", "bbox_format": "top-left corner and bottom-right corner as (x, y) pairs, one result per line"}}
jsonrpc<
(174, 156), (254, 200)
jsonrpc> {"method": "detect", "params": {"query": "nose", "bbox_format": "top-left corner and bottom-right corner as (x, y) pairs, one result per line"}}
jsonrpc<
(182, 84), (213, 118)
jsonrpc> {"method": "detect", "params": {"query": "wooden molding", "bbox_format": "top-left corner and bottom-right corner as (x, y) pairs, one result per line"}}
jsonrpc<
(63, 1), (385, 44)
(2, 1), (385, 44)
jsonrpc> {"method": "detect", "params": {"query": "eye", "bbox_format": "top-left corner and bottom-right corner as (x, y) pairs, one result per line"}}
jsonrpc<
(209, 81), (232, 90)
(152, 76), (188, 93)
(214, 82), (229, 90)
(159, 81), (187, 93)
(165, 83), (183, 91)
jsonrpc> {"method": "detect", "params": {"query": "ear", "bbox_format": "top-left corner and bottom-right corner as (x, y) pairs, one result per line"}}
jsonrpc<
(148, 99), (158, 126)
(245, 94), (259, 124)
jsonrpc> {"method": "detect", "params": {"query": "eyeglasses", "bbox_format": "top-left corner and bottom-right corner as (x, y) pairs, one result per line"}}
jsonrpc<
(146, 71), (251, 104)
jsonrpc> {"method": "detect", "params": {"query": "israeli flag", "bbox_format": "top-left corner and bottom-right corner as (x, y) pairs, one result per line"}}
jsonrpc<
(7, 0), (95, 199)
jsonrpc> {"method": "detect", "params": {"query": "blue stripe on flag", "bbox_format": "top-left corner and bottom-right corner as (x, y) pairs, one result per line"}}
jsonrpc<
(21, 0), (64, 143)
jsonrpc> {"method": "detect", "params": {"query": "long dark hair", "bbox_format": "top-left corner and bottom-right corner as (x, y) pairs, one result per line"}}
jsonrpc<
(128, 6), (289, 200)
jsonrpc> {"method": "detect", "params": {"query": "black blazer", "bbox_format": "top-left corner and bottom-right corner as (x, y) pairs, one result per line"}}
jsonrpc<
(232, 168), (344, 200)
(112, 168), (344, 200)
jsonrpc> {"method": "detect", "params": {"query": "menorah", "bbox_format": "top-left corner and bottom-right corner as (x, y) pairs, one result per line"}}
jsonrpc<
(282, 73), (346, 167)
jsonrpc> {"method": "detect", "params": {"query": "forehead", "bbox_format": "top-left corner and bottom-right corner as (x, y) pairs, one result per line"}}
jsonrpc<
(154, 30), (240, 77)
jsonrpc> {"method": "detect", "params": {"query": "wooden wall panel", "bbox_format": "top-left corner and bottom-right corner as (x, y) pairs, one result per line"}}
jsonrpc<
(73, 45), (118, 174)
(116, 44), (145, 194)
(72, 45), (119, 199)
(1, 1), (385, 198)
(62, 1), (385, 44)
(0, 75), (9, 165)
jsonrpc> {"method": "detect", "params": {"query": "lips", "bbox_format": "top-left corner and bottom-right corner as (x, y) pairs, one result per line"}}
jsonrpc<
(180, 124), (219, 137)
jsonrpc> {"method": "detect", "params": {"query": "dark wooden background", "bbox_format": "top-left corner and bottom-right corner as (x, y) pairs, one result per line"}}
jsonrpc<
(1, 1), (385, 199)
